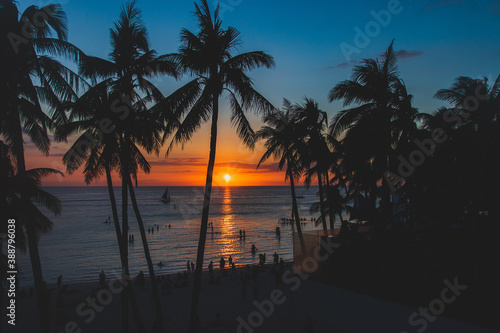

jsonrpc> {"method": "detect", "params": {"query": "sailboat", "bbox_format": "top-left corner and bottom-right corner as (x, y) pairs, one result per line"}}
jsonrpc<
(161, 187), (171, 204)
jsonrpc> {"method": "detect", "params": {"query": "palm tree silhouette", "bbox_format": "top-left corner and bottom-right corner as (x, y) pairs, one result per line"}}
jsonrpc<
(0, 140), (62, 255)
(56, 2), (176, 331)
(257, 100), (307, 254)
(56, 85), (149, 332)
(0, 1), (84, 331)
(416, 75), (500, 225)
(162, 1), (274, 330)
(328, 41), (403, 225)
(293, 98), (330, 230)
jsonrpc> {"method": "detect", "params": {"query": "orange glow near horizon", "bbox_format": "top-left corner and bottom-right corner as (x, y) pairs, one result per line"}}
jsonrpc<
(20, 115), (300, 187)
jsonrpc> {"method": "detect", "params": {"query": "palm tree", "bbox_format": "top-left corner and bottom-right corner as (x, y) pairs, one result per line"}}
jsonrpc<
(416, 75), (500, 225)
(56, 2), (175, 331)
(328, 41), (404, 225)
(56, 84), (148, 332)
(0, 2), (83, 331)
(161, 1), (274, 330)
(293, 98), (330, 230)
(257, 101), (307, 254)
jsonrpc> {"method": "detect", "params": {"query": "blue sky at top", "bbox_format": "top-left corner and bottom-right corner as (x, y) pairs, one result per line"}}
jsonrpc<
(17, 0), (500, 116)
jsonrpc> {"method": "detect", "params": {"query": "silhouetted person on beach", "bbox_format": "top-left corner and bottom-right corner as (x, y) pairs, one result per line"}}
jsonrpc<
(99, 271), (106, 288)
(243, 230), (246, 238)
(191, 261), (195, 271)
(251, 244), (257, 254)
(220, 256), (225, 270)
(169, 224), (171, 228)
(187, 261), (191, 271)
(228, 255), (233, 267)
(208, 261), (214, 278)
(137, 271), (145, 286)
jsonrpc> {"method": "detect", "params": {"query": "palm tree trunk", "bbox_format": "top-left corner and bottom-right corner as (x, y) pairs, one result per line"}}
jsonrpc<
(121, 175), (145, 333)
(325, 171), (335, 229)
(26, 224), (50, 332)
(289, 166), (306, 254)
(317, 169), (327, 230)
(105, 165), (143, 333)
(127, 175), (163, 330)
(189, 96), (219, 333)
(121, 176), (129, 333)
(13, 114), (50, 333)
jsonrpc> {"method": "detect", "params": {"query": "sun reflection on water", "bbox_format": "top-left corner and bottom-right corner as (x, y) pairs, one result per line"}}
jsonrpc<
(216, 186), (240, 260)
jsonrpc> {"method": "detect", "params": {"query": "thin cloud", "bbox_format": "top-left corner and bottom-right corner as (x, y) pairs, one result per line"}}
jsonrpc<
(425, 0), (500, 14)
(149, 158), (207, 167)
(328, 60), (362, 70)
(394, 50), (424, 59)
(330, 49), (422, 70)
(425, 0), (466, 12)
(221, 161), (281, 172)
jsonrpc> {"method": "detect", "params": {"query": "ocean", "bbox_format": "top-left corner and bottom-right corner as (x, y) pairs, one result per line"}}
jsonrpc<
(16, 186), (334, 286)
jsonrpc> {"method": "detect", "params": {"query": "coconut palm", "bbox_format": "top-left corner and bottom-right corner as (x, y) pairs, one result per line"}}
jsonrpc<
(257, 100), (307, 254)
(0, 1), (84, 331)
(328, 41), (404, 225)
(56, 84), (153, 332)
(56, 2), (176, 331)
(160, 1), (274, 330)
(293, 98), (330, 230)
(415, 75), (500, 225)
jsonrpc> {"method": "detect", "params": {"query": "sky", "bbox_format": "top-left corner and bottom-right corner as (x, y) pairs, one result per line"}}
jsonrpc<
(17, 0), (500, 186)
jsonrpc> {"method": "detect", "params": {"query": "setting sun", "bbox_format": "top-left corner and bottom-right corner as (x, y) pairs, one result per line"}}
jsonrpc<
(224, 174), (231, 182)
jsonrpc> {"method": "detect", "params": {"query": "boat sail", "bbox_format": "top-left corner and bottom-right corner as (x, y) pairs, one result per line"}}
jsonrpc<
(161, 187), (171, 203)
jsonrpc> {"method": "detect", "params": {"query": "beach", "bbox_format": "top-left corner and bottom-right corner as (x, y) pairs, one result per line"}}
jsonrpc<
(7, 263), (346, 333)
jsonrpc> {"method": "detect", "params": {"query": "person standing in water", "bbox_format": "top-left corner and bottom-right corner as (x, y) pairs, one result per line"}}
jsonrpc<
(208, 261), (214, 278)
(220, 256), (225, 271)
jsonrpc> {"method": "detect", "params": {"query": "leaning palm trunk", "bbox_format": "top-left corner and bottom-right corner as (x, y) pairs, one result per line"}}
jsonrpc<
(13, 115), (50, 333)
(288, 165), (306, 255)
(120, 175), (144, 333)
(105, 165), (143, 332)
(189, 98), (219, 333)
(127, 175), (163, 330)
(317, 169), (328, 230)
(325, 172), (336, 229)
(121, 176), (129, 333)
